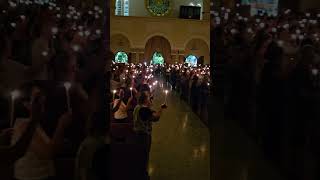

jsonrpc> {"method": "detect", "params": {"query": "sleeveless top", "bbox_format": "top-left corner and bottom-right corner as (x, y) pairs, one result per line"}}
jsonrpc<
(12, 118), (55, 180)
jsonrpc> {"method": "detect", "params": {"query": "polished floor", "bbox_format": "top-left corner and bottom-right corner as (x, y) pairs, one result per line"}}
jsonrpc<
(148, 81), (210, 180)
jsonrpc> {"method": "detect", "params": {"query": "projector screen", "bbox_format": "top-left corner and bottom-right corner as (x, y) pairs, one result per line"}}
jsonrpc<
(241, 0), (279, 16)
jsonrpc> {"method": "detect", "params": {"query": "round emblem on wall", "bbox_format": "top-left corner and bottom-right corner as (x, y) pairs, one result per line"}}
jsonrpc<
(145, 0), (172, 16)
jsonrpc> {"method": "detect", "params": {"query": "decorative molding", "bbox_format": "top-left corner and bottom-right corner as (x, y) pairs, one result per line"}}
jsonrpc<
(145, 0), (173, 17)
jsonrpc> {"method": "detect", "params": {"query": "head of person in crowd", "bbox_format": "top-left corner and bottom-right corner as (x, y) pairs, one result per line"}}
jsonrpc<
(138, 91), (152, 107)
(298, 44), (317, 68)
(19, 81), (47, 123)
(264, 41), (284, 66)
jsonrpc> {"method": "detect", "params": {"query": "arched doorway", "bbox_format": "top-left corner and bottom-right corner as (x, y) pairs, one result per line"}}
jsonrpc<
(144, 36), (171, 64)
(185, 38), (209, 65)
(110, 34), (132, 63)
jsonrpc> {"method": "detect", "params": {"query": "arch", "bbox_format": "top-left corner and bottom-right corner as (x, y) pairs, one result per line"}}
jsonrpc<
(143, 33), (172, 49)
(185, 38), (210, 65)
(144, 36), (172, 64)
(183, 36), (210, 51)
(110, 33), (132, 53)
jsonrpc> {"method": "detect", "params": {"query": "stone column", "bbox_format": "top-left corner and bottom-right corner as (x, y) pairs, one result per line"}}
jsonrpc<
(110, 0), (115, 16)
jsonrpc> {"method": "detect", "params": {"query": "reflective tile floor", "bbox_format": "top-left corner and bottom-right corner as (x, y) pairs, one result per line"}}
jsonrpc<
(148, 82), (210, 180)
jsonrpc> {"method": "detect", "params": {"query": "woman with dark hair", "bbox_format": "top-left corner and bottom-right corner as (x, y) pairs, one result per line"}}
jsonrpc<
(112, 88), (133, 123)
(0, 83), (42, 180)
(12, 82), (73, 180)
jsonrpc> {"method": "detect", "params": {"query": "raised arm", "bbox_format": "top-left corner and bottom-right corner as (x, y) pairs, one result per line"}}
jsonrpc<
(151, 104), (167, 122)
(0, 107), (40, 164)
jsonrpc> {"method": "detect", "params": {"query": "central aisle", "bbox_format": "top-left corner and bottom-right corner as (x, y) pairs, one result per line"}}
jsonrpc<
(148, 81), (210, 180)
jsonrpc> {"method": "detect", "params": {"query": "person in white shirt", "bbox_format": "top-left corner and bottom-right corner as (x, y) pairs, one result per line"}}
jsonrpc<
(112, 88), (133, 123)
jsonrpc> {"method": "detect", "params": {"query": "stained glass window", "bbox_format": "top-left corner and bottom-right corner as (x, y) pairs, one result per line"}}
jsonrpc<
(151, 52), (164, 65)
(185, 55), (198, 67)
(115, 0), (122, 16)
(114, 51), (128, 64)
(124, 0), (129, 16)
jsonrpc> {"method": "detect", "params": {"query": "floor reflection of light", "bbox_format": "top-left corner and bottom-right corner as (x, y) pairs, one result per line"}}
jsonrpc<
(148, 165), (154, 176)
(200, 144), (207, 156)
(182, 115), (188, 130)
(193, 148), (199, 158)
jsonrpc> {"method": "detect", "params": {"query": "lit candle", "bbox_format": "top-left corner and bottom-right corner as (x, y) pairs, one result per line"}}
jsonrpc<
(130, 87), (133, 97)
(112, 90), (116, 100)
(10, 90), (20, 127)
(64, 82), (72, 112)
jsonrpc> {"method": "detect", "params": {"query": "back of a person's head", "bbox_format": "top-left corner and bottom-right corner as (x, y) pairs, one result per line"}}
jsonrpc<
(298, 45), (316, 66)
(264, 41), (284, 64)
(138, 91), (148, 105)
(300, 38), (314, 48)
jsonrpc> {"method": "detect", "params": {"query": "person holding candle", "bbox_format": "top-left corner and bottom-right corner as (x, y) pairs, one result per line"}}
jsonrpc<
(0, 89), (42, 180)
(133, 91), (167, 179)
(11, 82), (74, 180)
(112, 88), (133, 123)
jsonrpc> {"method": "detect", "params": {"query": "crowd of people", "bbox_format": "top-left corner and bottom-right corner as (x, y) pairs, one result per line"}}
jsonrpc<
(110, 61), (211, 123)
(110, 62), (169, 179)
(164, 63), (211, 123)
(0, 0), (109, 180)
(212, 4), (320, 180)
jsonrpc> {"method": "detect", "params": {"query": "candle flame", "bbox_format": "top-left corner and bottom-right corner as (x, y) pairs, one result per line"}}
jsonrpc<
(11, 90), (20, 99)
(64, 82), (71, 90)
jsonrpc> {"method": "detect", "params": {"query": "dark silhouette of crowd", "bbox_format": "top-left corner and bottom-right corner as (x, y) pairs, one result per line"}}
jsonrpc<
(164, 64), (211, 124)
(0, 1), (110, 180)
(214, 4), (320, 180)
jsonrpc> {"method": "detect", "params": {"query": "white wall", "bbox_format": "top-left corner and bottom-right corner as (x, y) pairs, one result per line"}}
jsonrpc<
(126, 0), (204, 18)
